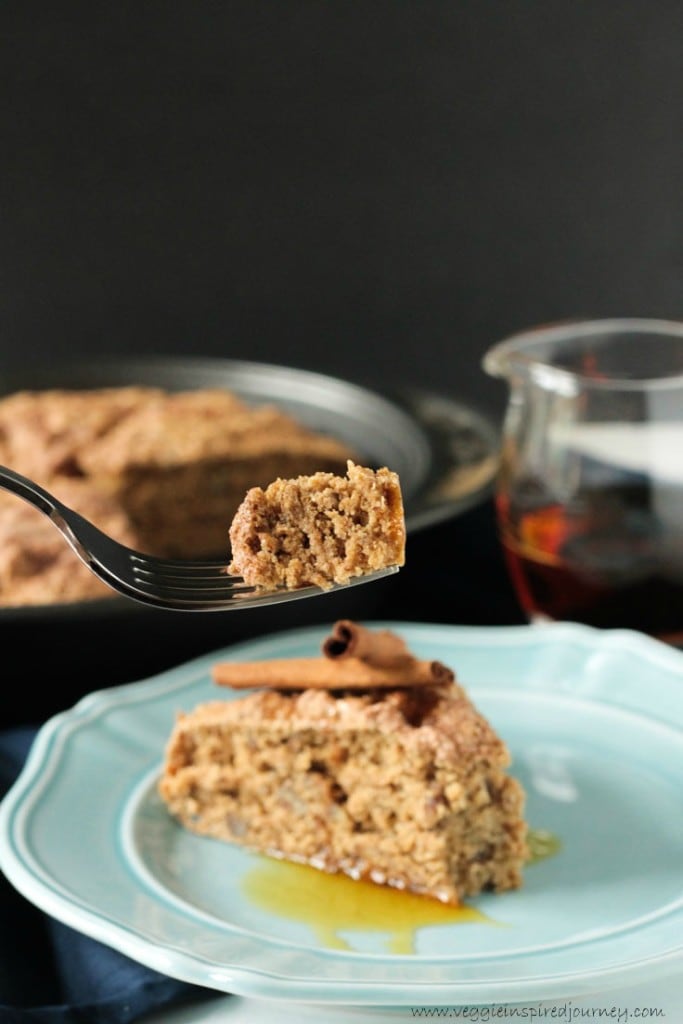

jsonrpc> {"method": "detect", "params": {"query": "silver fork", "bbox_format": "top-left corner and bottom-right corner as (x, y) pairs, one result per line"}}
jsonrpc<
(0, 465), (399, 611)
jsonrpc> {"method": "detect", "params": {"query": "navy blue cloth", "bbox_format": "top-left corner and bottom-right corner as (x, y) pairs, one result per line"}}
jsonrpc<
(0, 728), (217, 1024)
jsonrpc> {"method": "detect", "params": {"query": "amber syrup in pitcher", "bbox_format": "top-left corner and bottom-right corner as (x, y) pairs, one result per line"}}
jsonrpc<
(496, 485), (683, 644)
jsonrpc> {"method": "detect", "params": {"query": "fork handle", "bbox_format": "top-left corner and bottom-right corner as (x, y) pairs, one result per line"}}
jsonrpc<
(0, 465), (61, 517)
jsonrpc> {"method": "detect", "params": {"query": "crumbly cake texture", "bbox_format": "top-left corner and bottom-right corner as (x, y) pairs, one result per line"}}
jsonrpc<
(0, 386), (355, 606)
(158, 663), (529, 904)
(228, 461), (406, 590)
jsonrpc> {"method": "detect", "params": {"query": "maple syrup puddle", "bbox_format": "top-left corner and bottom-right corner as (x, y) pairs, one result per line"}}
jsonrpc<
(242, 829), (561, 954)
(242, 858), (496, 954)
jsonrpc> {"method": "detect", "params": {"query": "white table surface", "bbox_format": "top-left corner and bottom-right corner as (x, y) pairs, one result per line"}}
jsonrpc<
(140, 973), (683, 1023)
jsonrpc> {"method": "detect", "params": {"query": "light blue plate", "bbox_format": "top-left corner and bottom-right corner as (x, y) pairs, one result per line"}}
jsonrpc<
(1, 622), (682, 1005)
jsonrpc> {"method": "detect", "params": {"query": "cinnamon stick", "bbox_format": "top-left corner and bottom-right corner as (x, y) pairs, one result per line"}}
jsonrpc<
(212, 656), (454, 691)
(321, 619), (412, 667)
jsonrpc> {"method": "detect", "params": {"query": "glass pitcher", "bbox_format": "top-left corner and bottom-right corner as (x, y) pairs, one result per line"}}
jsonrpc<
(483, 318), (683, 643)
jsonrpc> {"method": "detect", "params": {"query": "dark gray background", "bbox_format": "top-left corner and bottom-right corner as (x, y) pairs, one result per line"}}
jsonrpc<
(1, 1), (682, 419)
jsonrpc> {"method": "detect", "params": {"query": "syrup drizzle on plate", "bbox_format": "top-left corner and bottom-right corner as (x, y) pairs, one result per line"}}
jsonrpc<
(242, 829), (561, 954)
(243, 860), (495, 954)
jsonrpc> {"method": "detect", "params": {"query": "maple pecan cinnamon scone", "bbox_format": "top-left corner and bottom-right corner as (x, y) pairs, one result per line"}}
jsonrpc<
(158, 622), (529, 904)
(78, 390), (355, 557)
(228, 461), (406, 590)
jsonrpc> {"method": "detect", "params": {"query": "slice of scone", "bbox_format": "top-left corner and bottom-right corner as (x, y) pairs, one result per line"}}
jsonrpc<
(228, 460), (406, 590)
(158, 622), (529, 904)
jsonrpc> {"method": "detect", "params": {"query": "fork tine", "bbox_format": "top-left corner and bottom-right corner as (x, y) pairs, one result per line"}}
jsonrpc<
(133, 573), (253, 594)
(130, 559), (248, 589)
(129, 554), (231, 572)
(133, 583), (248, 601)
(133, 564), (234, 582)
